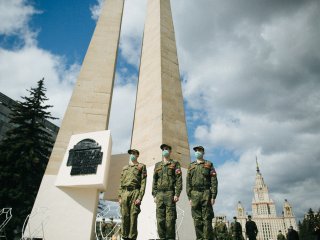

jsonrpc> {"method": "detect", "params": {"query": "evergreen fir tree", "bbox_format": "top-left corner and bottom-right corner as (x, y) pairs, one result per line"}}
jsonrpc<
(0, 78), (57, 239)
(299, 208), (320, 240)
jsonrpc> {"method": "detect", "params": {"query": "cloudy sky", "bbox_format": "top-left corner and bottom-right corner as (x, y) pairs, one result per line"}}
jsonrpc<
(1, 0), (319, 221)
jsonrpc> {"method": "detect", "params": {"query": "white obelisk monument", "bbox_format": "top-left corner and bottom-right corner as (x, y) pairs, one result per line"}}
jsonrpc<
(28, 0), (196, 239)
(130, 0), (195, 238)
(27, 1), (124, 239)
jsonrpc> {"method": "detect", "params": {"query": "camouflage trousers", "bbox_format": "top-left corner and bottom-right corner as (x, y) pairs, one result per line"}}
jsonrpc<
(231, 234), (243, 240)
(120, 189), (141, 239)
(156, 191), (177, 240)
(216, 233), (228, 240)
(190, 190), (214, 240)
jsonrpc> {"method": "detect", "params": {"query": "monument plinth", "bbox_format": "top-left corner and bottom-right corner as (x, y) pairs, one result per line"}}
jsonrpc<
(24, 131), (112, 240)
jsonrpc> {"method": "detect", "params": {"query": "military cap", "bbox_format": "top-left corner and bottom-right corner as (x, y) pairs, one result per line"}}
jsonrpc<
(233, 216), (237, 220)
(128, 149), (140, 155)
(248, 215), (252, 218)
(160, 144), (172, 150)
(193, 146), (205, 152)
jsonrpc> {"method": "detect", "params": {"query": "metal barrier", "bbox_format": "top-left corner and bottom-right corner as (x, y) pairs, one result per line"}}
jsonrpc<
(95, 201), (121, 240)
(176, 205), (185, 240)
(21, 207), (49, 240)
(0, 208), (12, 240)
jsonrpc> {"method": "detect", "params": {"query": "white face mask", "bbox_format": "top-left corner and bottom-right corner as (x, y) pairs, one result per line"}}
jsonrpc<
(162, 150), (170, 158)
(129, 154), (137, 161)
(195, 151), (203, 159)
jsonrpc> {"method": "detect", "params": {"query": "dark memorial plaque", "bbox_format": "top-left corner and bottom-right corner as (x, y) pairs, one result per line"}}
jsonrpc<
(67, 138), (103, 176)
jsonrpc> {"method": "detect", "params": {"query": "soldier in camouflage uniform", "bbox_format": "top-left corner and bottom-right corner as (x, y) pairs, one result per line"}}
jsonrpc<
(230, 217), (243, 240)
(214, 217), (228, 240)
(277, 230), (286, 240)
(152, 144), (182, 240)
(187, 146), (218, 240)
(118, 149), (147, 240)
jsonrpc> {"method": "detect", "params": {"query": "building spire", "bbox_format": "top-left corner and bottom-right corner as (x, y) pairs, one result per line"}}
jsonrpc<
(256, 156), (260, 173)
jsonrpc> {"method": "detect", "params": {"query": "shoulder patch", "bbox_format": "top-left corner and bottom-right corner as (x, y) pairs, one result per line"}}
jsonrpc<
(204, 164), (211, 169)
(205, 160), (212, 166)
(174, 160), (181, 167)
(137, 164), (143, 171)
(204, 161), (212, 169)
(210, 168), (217, 176)
(175, 161), (182, 175)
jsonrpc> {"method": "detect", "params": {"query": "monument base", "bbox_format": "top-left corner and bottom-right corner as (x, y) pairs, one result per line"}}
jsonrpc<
(137, 166), (196, 240)
(23, 175), (99, 240)
(25, 131), (112, 240)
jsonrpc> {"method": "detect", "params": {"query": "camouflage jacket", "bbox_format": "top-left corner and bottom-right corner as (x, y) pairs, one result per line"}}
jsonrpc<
(230, 221), (243, 236)
(215, 222), (228, 235)
(118, 162), (147, 200)
(152, 159), (182, 197)
(186, 160), (218, 200)
(277, 233), (286, 240)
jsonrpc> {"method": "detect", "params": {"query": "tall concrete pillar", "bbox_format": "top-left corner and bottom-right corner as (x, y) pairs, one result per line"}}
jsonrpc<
(131, 0), (190, 168)
(27, 1), (124, 239)
(133, 0), (195, 239)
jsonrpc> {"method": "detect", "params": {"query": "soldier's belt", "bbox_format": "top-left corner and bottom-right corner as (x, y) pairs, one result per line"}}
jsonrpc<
(122, 186), (140, 191)
(191, 186), (210, 192)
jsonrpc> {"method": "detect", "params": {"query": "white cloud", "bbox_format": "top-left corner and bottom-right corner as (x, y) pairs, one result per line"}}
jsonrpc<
(0, 0), (39, 45)
(88, 0), (320, 220)
(90, 0), (104, 21)
(0, 45), (79, 124)
(215, 147), (320, 219)
(215, 150), (259, 217)
(118, 0), (146, 67)
(108, 79), (137, 154)
(0, 0), (37, 35)
(0, 0), (79, 124)
(171, 0), (320, 219)
(90, 0), (147, 68)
